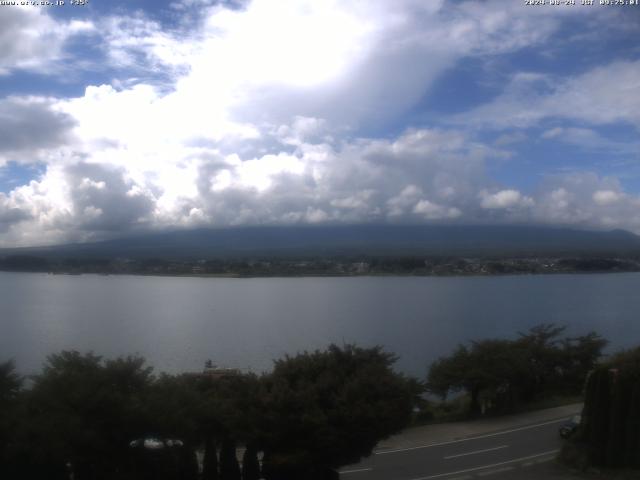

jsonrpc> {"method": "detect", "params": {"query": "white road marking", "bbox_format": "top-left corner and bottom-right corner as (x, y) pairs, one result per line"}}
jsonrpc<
(407, 449), (560, 480)
(340, 467), (373, 474)
(535, 456), (554, 464)
(444, 445), (508, 460)
(375, 417), (571, 455)
(477, 466), (514, 476)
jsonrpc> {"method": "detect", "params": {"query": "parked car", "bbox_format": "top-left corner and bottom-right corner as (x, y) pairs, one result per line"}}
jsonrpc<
(559, 414), (581, 439)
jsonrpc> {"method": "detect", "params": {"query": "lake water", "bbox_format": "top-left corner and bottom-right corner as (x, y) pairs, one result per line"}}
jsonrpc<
(1, 271), (639, 378)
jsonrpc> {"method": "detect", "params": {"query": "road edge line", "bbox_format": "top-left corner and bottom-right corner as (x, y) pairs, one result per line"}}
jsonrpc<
(408, 449), (559, 480)
(376, 417), (571, 455)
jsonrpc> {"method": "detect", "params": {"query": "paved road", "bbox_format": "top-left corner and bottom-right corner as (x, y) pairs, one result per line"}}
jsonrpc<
(340, 414), (576, 480)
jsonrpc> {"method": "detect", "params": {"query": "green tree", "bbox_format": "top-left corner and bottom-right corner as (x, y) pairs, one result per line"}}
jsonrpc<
(193, 370), (264, 479)
(560, 332), (608, 392)
(204, 373), (264, 445)
(143, 373), (202, 443)
(427, 325), (606, 416)
(22, 351), (154, 479)
(427, 340), (528, 415)
(515, 324), (567, 399)
(259, 344), (422, 479)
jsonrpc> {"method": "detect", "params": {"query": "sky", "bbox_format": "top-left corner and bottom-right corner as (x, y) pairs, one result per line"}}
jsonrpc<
(0, 0), (638, 247)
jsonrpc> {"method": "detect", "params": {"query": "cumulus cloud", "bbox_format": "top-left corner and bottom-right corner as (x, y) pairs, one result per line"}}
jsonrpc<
(532, 173), (640, 231)
(0, 161), (158, 245)
(0, 97), (77, 165)
(0, 123), (502, 245)
(0, 0), (638, 245)
(593, 190), (622, 206)
(413, 199), (461, 220)
(0, 7), (93, 75)
(183, 127), (492, 229)
(0, 193), (32, 233)
(64, 163), (156, 232)
(480, 189), (534, 210)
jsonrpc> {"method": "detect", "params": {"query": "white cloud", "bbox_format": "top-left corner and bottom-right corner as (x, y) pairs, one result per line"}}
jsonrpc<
(0, 0), (638, 245)
(98, 15), (198, 72)
(64, 163), (155, 232)
(169, 0), (576, 130)
(458, 61), (640, 129)
(0, 193), (32, 233)
(4, 108), (640, 245)
(305, 208), (329, 224)
(532, 173), (640, 231)
(593, 190), (622, 206)
(330, 190), (375, 210)
(413, 199), (461, 220)
(0, 96), (77, 166)
(276, 116), (329, 146)
(3, 0), (582, 152)
(480, 189), (534, 210)
(0, 123), (501, 244)
(0, 7), (94, 75)
(387, 185), (425, 217)
(541, 126), (639, 154)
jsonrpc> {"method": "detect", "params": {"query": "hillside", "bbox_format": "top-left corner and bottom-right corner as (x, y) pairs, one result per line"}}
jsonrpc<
(3, 224), (640, 260)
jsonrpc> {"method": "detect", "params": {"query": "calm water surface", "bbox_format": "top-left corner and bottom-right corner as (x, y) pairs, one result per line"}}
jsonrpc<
(1, 272), (639, 377)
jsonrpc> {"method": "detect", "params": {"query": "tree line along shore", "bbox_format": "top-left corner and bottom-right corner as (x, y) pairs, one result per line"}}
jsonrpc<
(2, 254), (640, 277)
(1, 325), (638, 479)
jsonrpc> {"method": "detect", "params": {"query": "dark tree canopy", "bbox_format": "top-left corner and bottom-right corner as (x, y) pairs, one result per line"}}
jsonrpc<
(427, 340), (529, 415)
(260, 344), (422, 475)
(0, 360), (21, 402)
(20, 351), (154, 479)
(1, 345), (422, 479)
(427, 324), (607, 415)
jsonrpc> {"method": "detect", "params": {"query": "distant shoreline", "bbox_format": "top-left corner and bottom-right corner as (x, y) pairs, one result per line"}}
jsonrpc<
(2, 261), (640, 279)
(3, 251), (640, 279)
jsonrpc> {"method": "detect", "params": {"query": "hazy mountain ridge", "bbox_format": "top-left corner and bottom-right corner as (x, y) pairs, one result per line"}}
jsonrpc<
(3, 225), (640, 260)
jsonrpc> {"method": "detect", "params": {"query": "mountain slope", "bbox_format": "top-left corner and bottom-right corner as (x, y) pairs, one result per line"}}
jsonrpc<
(3, 224), (640, 259)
